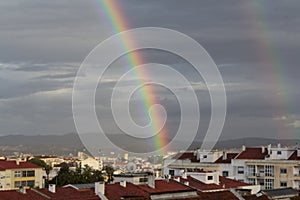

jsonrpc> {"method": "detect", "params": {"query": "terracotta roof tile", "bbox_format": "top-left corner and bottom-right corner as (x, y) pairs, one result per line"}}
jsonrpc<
(214, 153), (238, 163)
(236, 147), (268, 160)
(0, 190), (46, 200)
(173, 152), (199, 162)
(175, 175), (250, 191)
(0, 188), (101, 200)
(0, 160), (42, 171)
(105, 182), (149, 200)
(138, 179), (195, 194)
(288, 151), (300, 160)
(243, 194), (270, 200)
(196, 191), (239, 200)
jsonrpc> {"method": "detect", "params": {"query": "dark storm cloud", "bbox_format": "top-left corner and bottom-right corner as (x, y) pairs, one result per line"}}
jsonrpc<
(0, 0), (299, 140)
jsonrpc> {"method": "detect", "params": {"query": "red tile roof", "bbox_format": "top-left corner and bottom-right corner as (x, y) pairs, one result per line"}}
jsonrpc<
(175, 175), (250, 191)
(105, 182), (149, 200)
(243, 194), (270, 200)
(38, 187), (101, 200)
(173, 152), (199, 162)
(172, 191), (239, 200)
(214, 153), (238, 163)
(0, 160), (42, 171)
(196, 191), (239, 200)
(218, 176), (250, 188)
(0, 188), (101, 200)
(181, 176), (221, 191)
(0, 189), (45, 200)
(236, 147), (268, 160)
(138, 179), (195, 195)
(288, 151), (300, 160)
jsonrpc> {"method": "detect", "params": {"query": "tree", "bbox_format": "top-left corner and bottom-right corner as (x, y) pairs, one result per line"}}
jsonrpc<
(29, 158), (53, 187)
(28, 158), (47, 167)
(49, 163), (104, 187)
(103, 165), (114, 183)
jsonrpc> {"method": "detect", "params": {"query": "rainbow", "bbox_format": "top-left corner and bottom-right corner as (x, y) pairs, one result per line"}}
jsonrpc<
(242, 2), (296, 138)
(97, 0), (168, 152)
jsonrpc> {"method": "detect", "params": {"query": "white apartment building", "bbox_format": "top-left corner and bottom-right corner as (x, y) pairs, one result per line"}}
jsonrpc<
(163, 144), (300, 190)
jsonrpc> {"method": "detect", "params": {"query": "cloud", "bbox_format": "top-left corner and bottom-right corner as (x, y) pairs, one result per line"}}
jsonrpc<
(288, 120), (300, 128)
(0, 0), (299, 141)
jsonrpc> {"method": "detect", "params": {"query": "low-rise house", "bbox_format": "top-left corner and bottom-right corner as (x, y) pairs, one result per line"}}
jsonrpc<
(0, 160), (43, 190)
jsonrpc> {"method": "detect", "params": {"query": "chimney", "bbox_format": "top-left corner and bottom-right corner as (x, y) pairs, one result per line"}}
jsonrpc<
(48, 184), (56, 193)
(278, 143), (281, 148)
(16, 159), (20, 166)
(95, 182), (105, 195)
(165, 175), (171, 182)
(19, 186), (26, 194)
(242, 145), (246, 151)
(173, 177), (180, 182)
(262, 147), (265, 153)
(184, 181), (189, 186)
(268, 144), (272, 154)
(148, 175), (155, 188)
(182, 172), (187, 179)
(222, 151), (227, 160)
(120, 181), (126, 187)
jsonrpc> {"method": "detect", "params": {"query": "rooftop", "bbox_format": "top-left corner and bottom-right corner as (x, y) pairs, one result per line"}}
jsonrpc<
(138, 179), (195, 195)
(0, 187), (101, 200)
(288, 150), (300, 160)
(236, 147), (268, 160)
(172, 152), (199, 163)
(175, 175), (250, 191)
(214, 153), (238, 164)
(105, 182), (149, 200)
(0, 160), (42, 171)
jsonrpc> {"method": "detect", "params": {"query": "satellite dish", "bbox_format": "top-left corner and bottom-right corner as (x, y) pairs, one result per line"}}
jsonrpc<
(126, 162), (137, 173)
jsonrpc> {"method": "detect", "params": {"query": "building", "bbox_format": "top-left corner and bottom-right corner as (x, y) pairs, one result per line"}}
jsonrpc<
(244, 187), (299, 200)
(0, 184), (101, 200)
(0, 160), (43, 190)
(163, 144), (300, 190)
(78, 152), (103, 170)
(173, 171), (260, 194)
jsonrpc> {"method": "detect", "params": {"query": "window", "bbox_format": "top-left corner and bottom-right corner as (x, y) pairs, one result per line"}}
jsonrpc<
(207, 176), (213, 180)
(280, 168), (287, 174)
(27, 171), (35, 177)
(277, 151), (282, 155)
(222, 171), (229, 177)
(139, 177), (148, 183)
(22, 171), (27, 177)
(169, 170), (175, 176)
(265, 179), (274, 190)
(248, 178), (255, 185)
(265, 165), (274, 177)
(203, 155), (207, 159)
(21, 181), (27, 187)
(14, 171), (21, 178)
(280, 182), (287, 187)
(14, 181), (21, 188)
(248, 165), (255, 176)
(27, 180), (34, 187)
(238, 166), (244, 174)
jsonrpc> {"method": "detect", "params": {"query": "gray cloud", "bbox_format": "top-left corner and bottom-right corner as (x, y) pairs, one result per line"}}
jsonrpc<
(0, 0), (299, 143)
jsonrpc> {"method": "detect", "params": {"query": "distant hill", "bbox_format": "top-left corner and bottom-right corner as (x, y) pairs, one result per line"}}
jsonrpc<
(0, 133), (299, 156)
(192, 137), (300, 150)
(0, 133), (84, 156)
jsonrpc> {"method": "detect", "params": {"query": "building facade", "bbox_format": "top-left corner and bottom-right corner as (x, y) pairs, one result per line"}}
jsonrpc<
(163, 144), (300, 190)
(0, 160), (43, 190)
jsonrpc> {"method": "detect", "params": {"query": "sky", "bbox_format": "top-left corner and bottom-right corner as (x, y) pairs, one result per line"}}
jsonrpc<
(0, 0), (299, 143)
